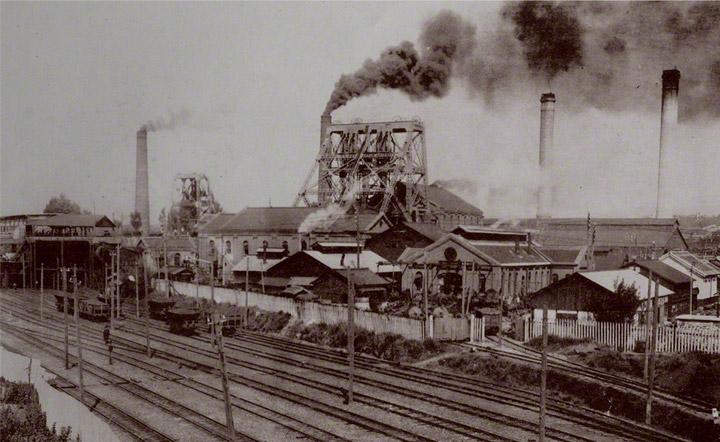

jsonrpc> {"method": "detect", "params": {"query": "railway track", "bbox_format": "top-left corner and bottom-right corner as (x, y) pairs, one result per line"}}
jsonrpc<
(2, 294), (484, 442)
(2, 291), (690, 441)
(473, 335), (715, 414)
(0, 320), (257, 442)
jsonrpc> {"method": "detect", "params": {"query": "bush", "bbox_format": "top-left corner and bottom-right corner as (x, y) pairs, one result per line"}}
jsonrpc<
(527, 335), (593, 351)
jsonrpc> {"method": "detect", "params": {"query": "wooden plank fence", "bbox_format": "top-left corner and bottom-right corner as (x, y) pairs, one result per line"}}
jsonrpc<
(526, 318), (720, 354)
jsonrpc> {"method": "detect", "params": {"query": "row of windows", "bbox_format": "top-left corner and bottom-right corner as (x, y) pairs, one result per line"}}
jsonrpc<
(207, 238), (298, 256)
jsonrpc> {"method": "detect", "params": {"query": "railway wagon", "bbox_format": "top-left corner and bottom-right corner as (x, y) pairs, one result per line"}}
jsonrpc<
(79, 298), (110, 322)
(53, 293), (87, 315)
(148, 297), (178, 320)
(166, 308), (201, 335)
(206, 313), (243, 337)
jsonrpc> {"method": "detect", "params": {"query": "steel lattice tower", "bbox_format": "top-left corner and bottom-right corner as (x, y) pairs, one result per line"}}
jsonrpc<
(295, 117), (430, 222)
(173, 173), (218, 221)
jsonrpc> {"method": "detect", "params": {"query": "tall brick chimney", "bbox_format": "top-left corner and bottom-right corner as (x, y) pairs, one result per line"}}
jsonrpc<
(655, 69), (680, 218)
(537, 93), (555, 219)
(318, 114), (332, 206)
(135, 128), (150, 235)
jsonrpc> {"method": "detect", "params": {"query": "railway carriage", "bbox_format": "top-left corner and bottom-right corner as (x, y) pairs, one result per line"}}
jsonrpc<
(148, 297), (178, 320)
(79, 298), (110, 321)
(207, 313), (243, 337)
(166, 308), (201, 335)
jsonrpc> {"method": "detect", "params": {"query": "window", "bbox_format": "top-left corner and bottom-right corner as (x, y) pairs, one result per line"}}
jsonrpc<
(209, 240), (215, 257)
(552, 273), (559, 283)
(478, 274), (486, 293)
(225, 240), (232, 255)
(174, 253), (181, 266)
(301, 240), (307, 251)
(243, 240), (249, 255)
(282, 240), (289, 252)
(262, 240), (268, 249)
(414, 271), (424, 290)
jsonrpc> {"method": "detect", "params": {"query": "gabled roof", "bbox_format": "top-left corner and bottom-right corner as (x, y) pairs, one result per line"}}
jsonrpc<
(339, 268), (390, 286)
(660, 251), (720, 277)
(221, 207), (318, 233)
(579, 269), (674, 300)
(470, 242), (549, 266)
(27, 214), (115, 228)
(404, 222), (445, 242)
(537, 246), (587, 265)
(424, 184), (484, 216)
(536, 217), (687, 249)
(622, 259), (692, 285)
(198, 213), (235, 234)
(400, 234), (501, 266)
(302, 250), (387, 271)
(397, 247), (425, 264)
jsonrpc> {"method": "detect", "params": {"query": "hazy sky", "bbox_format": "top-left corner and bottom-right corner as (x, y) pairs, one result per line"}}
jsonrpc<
(2, 1), (719, 222)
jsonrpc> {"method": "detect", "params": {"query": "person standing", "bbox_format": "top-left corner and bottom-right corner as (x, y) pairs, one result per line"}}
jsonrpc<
(103, 324), (110, 344)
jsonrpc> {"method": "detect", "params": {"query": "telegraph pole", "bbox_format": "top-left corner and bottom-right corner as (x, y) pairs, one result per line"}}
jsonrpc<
(245, 258), (249, 328)
(346, 265), (354, 405)
(644, 269), (653, 381)
(63, 267), (69, 370)
(423, 252), (429, 339)
(40, 264), (44, 321)
(210, 268), (235, 439)
(73, 266), (85, 403)
(689, 265), (694, 314)
(135, 264), (140, 319)
(110, 253), (115, 331)
(539, 301), (548, 442)
(646, 276), (660, 425)
(117, 243), (122, 319)
(142, 253), (151, 357)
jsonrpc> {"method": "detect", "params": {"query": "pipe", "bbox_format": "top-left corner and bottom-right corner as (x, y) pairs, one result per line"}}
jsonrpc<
(537, 93), (555, 219)
(655, 69), (680, 218)
(135, 129), (150, 235)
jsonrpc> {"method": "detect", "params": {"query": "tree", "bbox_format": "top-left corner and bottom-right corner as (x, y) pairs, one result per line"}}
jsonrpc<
(586, 279), (643, 323)
(44, 193), (84, 214)
(130, 211), (142, 232)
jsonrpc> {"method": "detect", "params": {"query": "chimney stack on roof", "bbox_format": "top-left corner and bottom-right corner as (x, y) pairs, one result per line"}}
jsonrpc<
(537, 93), (555, 219)
(655, 69), (680, 218)
(135, 128), (150, 235)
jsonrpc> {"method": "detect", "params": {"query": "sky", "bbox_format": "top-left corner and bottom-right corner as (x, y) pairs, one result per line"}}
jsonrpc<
(2, 1), (719, 223)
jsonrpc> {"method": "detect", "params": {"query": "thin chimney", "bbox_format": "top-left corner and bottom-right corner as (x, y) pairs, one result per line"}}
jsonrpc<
(318, 114), (332, 206)
(526, 232), (533, 254)
(655, 69), (680, 218)
(135, 128), (150, 235)
(537, 93), (555, 219)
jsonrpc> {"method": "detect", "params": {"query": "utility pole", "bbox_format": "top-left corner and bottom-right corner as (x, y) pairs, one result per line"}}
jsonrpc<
(63, 267), (69, 370)
(135, 264), (140, 319)
(142, 253), (151, 358)
(646, 276), (660, 425)
(73, 266), (85, 403)
(245, 258), (249, 329)
(164, 229), (169, 298)
(498, 270), (505, 348)
(644, 269), (653, 381)
(423, 252), (429, 339)
(110, 254), (115, 331)
(22, 258), (25, 293)
(539, 302), (548, 442)
(210, 269), (235, 440)
(689, 265), (694, 315)
(117, 243), (122, 320)
(40, 264), (44, 321)
(346, 265), (354, 405)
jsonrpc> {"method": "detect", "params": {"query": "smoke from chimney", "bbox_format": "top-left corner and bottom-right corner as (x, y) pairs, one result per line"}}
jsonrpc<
(135, 128), (150, 235)
(141, 109), (191, 132)
(656, 69), (681, 218)
(537, 92), (555, 219)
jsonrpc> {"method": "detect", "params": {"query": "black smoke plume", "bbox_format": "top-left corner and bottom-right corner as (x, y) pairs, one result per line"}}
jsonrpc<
(141, 109), (192, 132)
(324, 10), (475, 114)
(503, 1), (584, 81)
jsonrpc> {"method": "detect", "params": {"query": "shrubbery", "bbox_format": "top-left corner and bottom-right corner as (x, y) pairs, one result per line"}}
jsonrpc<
(285, 322), (446, 363)
(0, 378), (75, 442)
(438, 354), (716, 441)
(526, 335), (593, 351)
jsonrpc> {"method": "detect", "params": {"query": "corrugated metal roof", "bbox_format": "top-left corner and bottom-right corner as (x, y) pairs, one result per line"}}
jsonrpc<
(423, 184), (484, 216)
(471, 243), (550, 265)
(623, 260), (692, 285)
(404, 222), (444, 242)
(198, 213), (235, 234)
(221, 207), (318, 233)
(397, 247), (425, 263)
(538, 246), (586, 265)
(580, 269), (674, 300)
(27, 214), (115, 228)
(303, 250), (387, 271)
(344, 268), (390, 286)
(536, 221), (683, 249)
(663, 251), (720, 277)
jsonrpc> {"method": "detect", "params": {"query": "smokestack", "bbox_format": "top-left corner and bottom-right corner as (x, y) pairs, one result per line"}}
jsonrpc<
(135, 128), (150, 235)
(318, 114), (332, 206)
(537, 93), (555, 219)
(655, 69), (680, 218)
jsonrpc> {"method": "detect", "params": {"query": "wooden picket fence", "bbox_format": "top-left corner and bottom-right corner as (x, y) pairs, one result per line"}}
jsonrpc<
(527, 318), (720, 354)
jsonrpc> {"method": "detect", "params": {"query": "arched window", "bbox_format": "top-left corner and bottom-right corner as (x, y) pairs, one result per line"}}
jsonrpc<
(521, 275), (525, 295)
(282, 240), (289, 252)
(174, 253), (181, 266)
(414, 271), (424, 290)
(225, 240), (232, 255)
(478, 274), (486, 293)
(301, 240), (307, 251)
(209, 240), (216, 258)
(552, 273), (559, 283)
(243, 240), (249, 255)
(262, 240), (268, 249)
